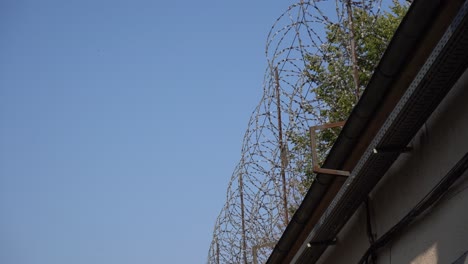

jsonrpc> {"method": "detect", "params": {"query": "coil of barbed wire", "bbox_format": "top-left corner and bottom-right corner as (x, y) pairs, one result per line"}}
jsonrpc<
(207, 1), (390, 263)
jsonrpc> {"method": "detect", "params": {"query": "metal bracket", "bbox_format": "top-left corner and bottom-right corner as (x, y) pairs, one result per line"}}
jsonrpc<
(307, 238), (337, 247)
(313, 167), (350, 177)
(372, 146), (413, 154)
(310, 121), (350, 177)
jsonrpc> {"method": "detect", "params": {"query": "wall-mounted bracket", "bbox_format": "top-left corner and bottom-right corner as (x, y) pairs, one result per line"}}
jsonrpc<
(307, 238), (337, 247)
(313, 167), (350, 177)
(310, 121), (350, 177)
(372, 146), (413, 154)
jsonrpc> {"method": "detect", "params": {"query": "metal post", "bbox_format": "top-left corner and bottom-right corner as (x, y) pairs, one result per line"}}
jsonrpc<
(274, 67), (289, 226)
(215, 236), (220, 264)
(346, 0), (361, 101)
(239, 172), (248, 264)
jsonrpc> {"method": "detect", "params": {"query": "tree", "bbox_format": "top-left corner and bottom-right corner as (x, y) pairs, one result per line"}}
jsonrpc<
(291, 1), (408, 192)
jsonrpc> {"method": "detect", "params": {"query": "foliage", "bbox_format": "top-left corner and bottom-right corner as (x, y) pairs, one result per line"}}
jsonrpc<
(291, 1), (408, 192)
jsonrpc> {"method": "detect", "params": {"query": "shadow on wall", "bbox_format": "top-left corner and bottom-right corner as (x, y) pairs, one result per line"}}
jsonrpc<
(452, 251), (468, 264)
(374, 70), (468, 264)
(386, 174), (468, 264)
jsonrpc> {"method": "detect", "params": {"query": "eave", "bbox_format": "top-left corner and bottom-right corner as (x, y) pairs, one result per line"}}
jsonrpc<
(267, 0), (468, 263)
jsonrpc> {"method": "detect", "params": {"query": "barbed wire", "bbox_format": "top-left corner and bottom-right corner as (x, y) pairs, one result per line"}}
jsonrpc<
(207, 1), (393, 263)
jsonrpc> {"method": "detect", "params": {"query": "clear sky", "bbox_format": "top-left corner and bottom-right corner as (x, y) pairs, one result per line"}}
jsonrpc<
(0, 0), (294, 263)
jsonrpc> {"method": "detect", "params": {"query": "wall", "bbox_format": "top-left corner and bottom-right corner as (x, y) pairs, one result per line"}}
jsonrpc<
(316, 69), (468, 264)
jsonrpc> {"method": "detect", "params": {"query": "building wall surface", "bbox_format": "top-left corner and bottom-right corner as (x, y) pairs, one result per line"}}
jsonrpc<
(316, 69), (468, 264)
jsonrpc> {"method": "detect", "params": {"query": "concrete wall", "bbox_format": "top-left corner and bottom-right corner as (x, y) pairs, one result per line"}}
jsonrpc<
(316, 68), (468, 264)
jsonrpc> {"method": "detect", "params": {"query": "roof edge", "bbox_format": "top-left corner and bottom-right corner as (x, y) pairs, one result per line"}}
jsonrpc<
(266, 0), (464, 262)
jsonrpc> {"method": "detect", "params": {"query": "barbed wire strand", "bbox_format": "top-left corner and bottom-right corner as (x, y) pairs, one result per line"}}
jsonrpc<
(207, 1), (390, 263)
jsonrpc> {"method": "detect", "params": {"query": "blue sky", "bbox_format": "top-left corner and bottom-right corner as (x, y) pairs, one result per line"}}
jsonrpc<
(0, 0), (293, 263)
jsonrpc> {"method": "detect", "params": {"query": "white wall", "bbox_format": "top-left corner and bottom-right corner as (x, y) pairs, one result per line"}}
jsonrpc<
(316, 69), (468, 264)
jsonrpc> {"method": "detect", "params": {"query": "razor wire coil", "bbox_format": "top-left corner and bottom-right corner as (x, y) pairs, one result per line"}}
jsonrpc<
(207, 1), (397, 263)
